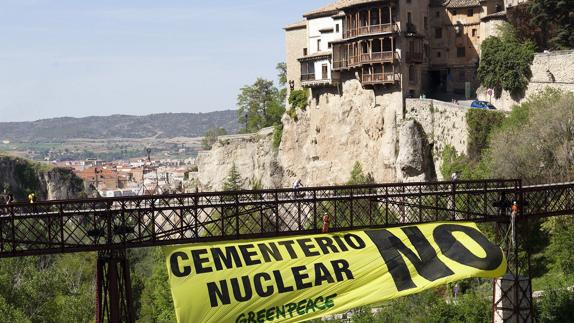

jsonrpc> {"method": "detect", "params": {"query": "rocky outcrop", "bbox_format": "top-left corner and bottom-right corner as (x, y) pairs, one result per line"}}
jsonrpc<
(279, 80), (402, 186)
(197, 79), (406, 189)
(0, 155), (89, 201)
(396, 120), (436, 182)
(195, 128), (282, 191)
(404, 99), (471, 180)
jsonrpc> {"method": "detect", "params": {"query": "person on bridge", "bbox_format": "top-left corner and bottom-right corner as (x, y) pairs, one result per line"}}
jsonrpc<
(6, 191), (14, 205)
(322, 213), (330, 233)
(293, 179), (305, 198)
(27, 192), (36, 204)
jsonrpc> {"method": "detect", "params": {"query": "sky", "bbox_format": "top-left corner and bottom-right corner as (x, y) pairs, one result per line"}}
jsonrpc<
(0, 0), (332, 122)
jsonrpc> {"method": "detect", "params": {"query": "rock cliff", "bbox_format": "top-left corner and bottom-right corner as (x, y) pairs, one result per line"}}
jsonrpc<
(0, 155), (89, 201)
(279, 80), (402, 186)
(196, 79), (426, 189)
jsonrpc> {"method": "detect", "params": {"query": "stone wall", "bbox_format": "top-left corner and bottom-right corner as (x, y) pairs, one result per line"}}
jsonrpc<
(478, 50), (574, 111)
(405, 99), (470, 180)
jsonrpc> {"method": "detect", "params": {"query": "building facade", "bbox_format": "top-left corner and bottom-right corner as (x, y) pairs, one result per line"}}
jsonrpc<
(286, 0), (506, 100)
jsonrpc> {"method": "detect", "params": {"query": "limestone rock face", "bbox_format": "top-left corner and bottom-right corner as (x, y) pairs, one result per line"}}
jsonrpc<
(396, 120), (436, 182)
(279, 79), (402, 186)
(196, 79), (406, 189)
(0, 156), (89, 201)
(195, 128), (282, 191)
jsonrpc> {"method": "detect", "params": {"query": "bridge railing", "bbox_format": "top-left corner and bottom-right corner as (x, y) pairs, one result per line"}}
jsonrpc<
(0, 179), (523, 258)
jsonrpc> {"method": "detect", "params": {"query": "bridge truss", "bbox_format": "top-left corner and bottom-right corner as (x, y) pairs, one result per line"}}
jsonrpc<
(0, 179), (573, 322)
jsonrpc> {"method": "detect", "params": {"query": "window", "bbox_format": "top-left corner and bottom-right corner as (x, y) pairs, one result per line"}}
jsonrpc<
(424, 17), (428, 30)
(303, 48), (308, 56)
(472, 28), (477, 37)
(455, 22), (463, 37)
(317, 39), (321, 51)
(437, 51), (441, 58)
(322, 64), (328, 80)
(467, 9), (473, 16)
(435, 27), (442, 38)
(336, 24), (339, 33)
(328, 42), (332, 49)
(457, 47), (465, 57)
(408, 12), (412, 24)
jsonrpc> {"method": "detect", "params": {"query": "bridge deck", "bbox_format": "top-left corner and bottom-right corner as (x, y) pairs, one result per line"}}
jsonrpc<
(0, 179), (572, 258)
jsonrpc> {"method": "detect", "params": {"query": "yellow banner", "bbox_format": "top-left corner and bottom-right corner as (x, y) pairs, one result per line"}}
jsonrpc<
(164, 222), (506, 323)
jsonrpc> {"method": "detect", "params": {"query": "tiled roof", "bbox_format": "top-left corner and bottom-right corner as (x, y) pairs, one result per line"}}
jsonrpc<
(284, 20), (307, 30)
(445, 0), (481, 8)
(303, 0), (385, 18)
(297, 51), (332, 61)
(481, 10), (507, 20)
(303, 2), (340, 18)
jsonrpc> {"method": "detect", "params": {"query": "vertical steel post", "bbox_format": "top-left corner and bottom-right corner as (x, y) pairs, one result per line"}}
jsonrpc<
(96, 249), (135, 323)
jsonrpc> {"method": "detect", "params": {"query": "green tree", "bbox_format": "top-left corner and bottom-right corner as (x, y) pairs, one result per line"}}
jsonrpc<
(276, 62), (287, 87)
(137, 248), (176, 323)
(237, 78), (285, 133)
(347, 161), (374, 185)
(478, 23), (535, 97)
(530, 0), (574, 49)
(201, 127), (227, 150)
(223, 163), (243, 191)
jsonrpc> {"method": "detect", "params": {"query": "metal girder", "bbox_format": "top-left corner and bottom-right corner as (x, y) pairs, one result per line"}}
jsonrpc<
(0, 179), (539, 258)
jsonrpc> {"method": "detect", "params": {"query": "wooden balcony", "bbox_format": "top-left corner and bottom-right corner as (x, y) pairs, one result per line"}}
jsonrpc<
(333, 51), (396, 71)
(361, 72), (398, 85)
(344, 23), (396, 39)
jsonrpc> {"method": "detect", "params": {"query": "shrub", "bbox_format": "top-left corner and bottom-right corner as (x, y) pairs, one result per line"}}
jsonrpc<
(288, 89), (309, 111)
(537, 286), (574, 322)
(272, 123), (283, 151)
(466, 109), (505, 160)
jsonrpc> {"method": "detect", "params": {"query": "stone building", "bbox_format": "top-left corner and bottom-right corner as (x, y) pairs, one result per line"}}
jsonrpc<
(285, 0), (507, 101)
(428, 0), (505, 97)
(285, 0), (431, 100)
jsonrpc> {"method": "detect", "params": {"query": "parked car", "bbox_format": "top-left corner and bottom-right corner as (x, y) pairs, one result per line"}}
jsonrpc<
(470, 100), (496, 109)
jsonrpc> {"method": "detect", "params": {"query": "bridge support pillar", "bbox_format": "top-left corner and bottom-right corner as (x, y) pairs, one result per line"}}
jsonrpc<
(493, 274), (532, 323)
(96, 249), (135, 323)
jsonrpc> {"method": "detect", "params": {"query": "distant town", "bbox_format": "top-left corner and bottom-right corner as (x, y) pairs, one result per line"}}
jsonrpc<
(56, 156), (198, 198)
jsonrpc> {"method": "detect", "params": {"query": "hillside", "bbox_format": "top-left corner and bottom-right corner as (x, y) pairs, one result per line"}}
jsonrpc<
(0, 110), (240, 141)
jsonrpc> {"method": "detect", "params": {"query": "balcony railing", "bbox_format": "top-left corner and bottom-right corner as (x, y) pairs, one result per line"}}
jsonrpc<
(405, 52), (423, 63)
(344, 23), (396, 38)
(362, 72), (397, 85)
(333, 51), (396, 70)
